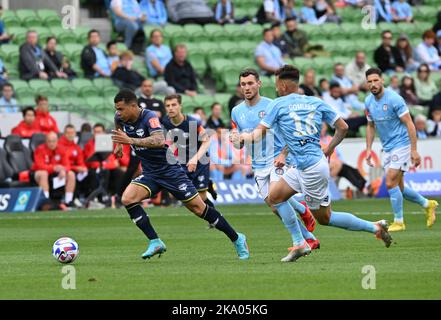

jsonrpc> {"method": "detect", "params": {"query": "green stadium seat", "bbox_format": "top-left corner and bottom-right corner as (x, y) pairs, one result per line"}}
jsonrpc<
(237, 41), (256, 58)
(16, 9), (41, 28)
(71, 78), (99, 97)
(313, 57), (334, 74)
(291, 57), (313, 72)
(223, 24), (242, 40)
(37, 9), (61, 28)
(85, 96), (106, 111)
(213, 93), (232, 108)
(0, 44), (19, 62)
(223, 71), (242, 93)
(93, 78), (114, 90)
(3, 61), (19, 78)
(71, 26), (91, 45)
(184, 24), (206, 42)
(321, 24), (342, 40)
(298, 24), (322, 38)
(3, 10), (21, 28)
(49, 27), (77, 44)
(28, 79), (54, 97)
(9, 80), (30, 99)
(48, 96), (65, 109)
(260, 83), (277, 99)
(204, 24), (227, 41)
(218, 41), (243, 58)
(184, 42), (201, 56)
(242, 24), (263, 41)
(50, 79), (72, 96)
(33, 26), (52, 46)
(102, 85), (119, 97)
(233, 57), (254, 70)
(163, 25), (186, 47)
(181, 95), (195, 109)
(188, 53), (206, 77)
(17, 96), (36, 107)
(193, 94), (215, 109)
(62, 43), (84, 62)
(8, 27), (27, 45)
(414, 6), (438, 21)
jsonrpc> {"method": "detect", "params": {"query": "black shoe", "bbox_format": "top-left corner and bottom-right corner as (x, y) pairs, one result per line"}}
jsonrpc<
(208, 179), (218, 200)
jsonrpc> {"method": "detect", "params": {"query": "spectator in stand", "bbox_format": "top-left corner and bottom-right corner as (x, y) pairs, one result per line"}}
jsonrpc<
(145, 29), (172, 78)
(299, 69), (322, 97)
(0, 83), (18, 113)
(344, 0), (367, 8)
(137, 79), (166, 119)
(430, 80), (441, 115)
(415, 30), (441, 72)
(271, 22), (289, 58)
(374, 30), (405, 74)
(11, 107), (41, 137)
(167, 0), (216, 25)
(257, 0), (286, 24)
(435, 30), (441, 56)
(34, 95), (59, 134)
(388, 75), (400, 94)
(0, 5), (12, 44)
(61, 57), (77, 79)
(396, 34), (419, 73)
(414, 64), (438, 106)
(427, 106), (441, 137)
(44, 36), (68, 79)
(414, 114), (429, 139)
(323, 82), (367, 134)
(314, 0), (341, 24)
(112, 50), (145, 90)
(164, 44), (198, 96)
(433, 11), (441, 35)
(0, 56), (8, 86)
(345, 51), (371, 92)
(83, 123), (126, 201)
(284, 0), (297, 19)
(107, 40), (120, 73)
(301, 0), (326, 25)
(214, 0), (249, 25)
(110, 0), (146, 50)
(228, 83), (244, 116)
(319, 78), (330, 95)
(255, 28), (285, 76)
(32, 131), (76, 206)
(282, 17), (311, 58)
(391, 0), (413, 23)
(19, 30), (57, 80)
(140, 0), (168, 26)
(399, 75), (420, 106)
(191, 106), (208, 127)
(332, 63), (364, 110)
(206, 102), (225, 130)
(81, 30), (111, 79)
(375, 0), (393, 23)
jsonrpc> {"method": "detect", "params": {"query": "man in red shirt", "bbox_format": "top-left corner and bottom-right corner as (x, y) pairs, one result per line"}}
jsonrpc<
(34, 95), (59, 134)
(11, 107), (42, 138)
(32, 131), (76, 206)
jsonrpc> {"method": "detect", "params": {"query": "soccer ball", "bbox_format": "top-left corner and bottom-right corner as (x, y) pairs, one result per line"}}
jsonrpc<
(52, 237), (79, 264)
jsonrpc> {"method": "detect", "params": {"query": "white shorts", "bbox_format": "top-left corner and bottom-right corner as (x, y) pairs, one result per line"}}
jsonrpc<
(382, 145), (411, 172)
(254, 165), (288, 200)
(282, 157), (331, 210)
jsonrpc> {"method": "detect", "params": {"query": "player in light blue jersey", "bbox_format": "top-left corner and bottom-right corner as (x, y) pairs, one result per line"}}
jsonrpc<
(235, 65), (393, 254)
(365, 68), (438, 231)
(231, 69), (319, 261)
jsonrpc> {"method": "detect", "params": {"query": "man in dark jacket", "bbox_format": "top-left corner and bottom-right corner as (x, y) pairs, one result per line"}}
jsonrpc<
(164, 44), (198, 96)
(80, 29), (111, 79)
(44, 36), (68, 79)
(111, 50), (145, 90)
(19, 30), (57, 80)
(373, 30), (405, 74)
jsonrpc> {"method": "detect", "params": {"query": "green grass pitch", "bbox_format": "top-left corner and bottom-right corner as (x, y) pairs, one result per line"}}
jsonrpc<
(1, 198), (440, 299)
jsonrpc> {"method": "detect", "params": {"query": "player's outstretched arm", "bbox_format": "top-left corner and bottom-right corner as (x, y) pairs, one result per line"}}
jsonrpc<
(400, 112), (421, 167)
(111, 129), (165, 148)
(365, 120), (376, 167)
(114, 119), (123, 158)
(240, 124), (268, 144)
(323, 118), (348, 158)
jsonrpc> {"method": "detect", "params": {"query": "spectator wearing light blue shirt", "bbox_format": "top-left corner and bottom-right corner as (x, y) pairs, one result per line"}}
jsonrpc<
(375, 0), (393, 23)
(255, 28), (285, 76)
(0, 83), (18, 113)
(391, 0), (413, 23)
(111, 0), (146, 49)
(145, 29), (172, 78)
(415, 30), (441, 71)
(301, 0), (326, 25)
(331, 63), (364, 110)
(140, 0), (167, 26)
(80, 30), (111, 78)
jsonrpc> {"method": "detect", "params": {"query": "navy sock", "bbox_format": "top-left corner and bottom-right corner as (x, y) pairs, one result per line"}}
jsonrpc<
(204, 198), (215, 209)
(125, 203), (158, 240)
(202, 205), (238, 242)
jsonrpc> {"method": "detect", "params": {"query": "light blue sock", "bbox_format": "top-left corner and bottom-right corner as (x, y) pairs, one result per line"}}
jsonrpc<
(297, 215), (316, 240)
(388, 186), (404, 222)
(329, 211), (377, 233)
(231, 170), (243, 181)
(403, 186), (429, 208)
(288, 197), (306, 214)
(274, 201), (305, 246)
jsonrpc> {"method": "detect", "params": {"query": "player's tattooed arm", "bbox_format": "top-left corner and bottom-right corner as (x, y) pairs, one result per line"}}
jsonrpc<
(323, 118), (348, 158)
(130, 131), (165, 148)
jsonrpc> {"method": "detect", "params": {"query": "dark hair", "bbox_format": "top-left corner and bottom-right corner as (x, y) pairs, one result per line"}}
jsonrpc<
(285, 17), (297, 23)
(93, 123), (105, 131)
(329, 81), (341, 90)
(22, 106), (35, 117)
(365, 67), (382, 78)
(2, 82), (13, 90)
(114, 89), (138, 105)
(239, 68), (260, 81)
(35, 95), (48, 103)
(88, 29), (100, 38)
(319, 78), (328, 85)
(106, 40), (117, 49)
(164, 94), (182, 105)
(211, 102), (221, 110)
(382, 30), (392, 37)
(271, 22), (281, 29)
(64, 124), (75, 131)
(275, 65), (300, 83)
(193, 106), (205, 113)
(150, 28), (163, 38)
(263, 28), (272, 35)
(46, 36), (56, 43)
(80, 122), (92, 133)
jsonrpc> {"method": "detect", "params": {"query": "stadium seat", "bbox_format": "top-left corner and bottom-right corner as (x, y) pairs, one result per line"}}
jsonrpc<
(29, 133), (47, 157)
(184, 42), (201, 56)
(8, 27), (27, 45)
(93, 78), (115, 92)
(37, 9), (61, 28)
(3, 135), (33, 175)
(313, 57), (334, 74)
(33, 26), (52, 46)
(71, 78), (100, 97)
(188, 53), (207, 77)
(49, 26), (77, 44)
(85, 96), (106, 111)
(218, 41), (243, 58)
(181, 95), (195, 110)
(50, 79), (73, 96)
(184, 24), (206, 42)
(63, 43), (85, 62)
(71, 26), (90, 45)
(213, 93), (232, 108)
(193, 94), (215, 109)
(102, 85), (119, 97)
(291, 57), (313, 73)
(223, 24), (242, 41)
(0, 148), (14, 187)
(17, 96), (36, 108)
(204, 24), (227, 42)
(28, 80), (54, 97)
(242, 24), (263, 42)
(16, 9), (41, 28)
(2, 11), (21, 28)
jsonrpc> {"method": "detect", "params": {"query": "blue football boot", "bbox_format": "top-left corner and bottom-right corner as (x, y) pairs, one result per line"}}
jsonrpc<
(233, 233), (250, 260)
(142, 239), (167, 260)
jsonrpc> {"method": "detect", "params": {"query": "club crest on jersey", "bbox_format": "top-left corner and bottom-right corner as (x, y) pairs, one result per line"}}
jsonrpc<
(305, 195), (312, 203)
(178, 183), (188, 191)
(55, 154), (61, 161)
(198, 175), (205, 182)
(383, 104), (388, 111)
(136, 129), (144, 137)
(275, 168), (284, 175)
(258, 111), (266, 119)
(392, 155), (399, 162)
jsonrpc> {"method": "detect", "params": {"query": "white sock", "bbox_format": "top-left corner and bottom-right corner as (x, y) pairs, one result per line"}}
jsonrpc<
(44, 191), (49, 198)
(394, 218), (404, 224)
(65, 192), (73, 204)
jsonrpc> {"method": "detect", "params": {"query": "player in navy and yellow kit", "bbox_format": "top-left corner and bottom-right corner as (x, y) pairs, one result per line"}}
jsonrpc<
(161, 95), (213, 207)
(111, 90), (249, 260)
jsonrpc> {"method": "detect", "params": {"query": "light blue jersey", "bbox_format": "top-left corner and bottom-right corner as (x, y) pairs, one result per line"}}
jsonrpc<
(365, 88), (410, 152)
(232, 96), (286, 169)
(261, 93), (340, 170)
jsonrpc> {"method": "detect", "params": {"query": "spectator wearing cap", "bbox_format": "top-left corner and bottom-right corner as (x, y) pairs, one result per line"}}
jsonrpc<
(110, 0), (146, 49)
(331, 63), (364, 110)
(34, 95), (59, 134)
(255, 28), (285, 76)
(396, 34), (419, 73)
(414, 64), (438, 106)
(164, 44), (198, 96)
(415, 30), (441, 71)
(281, 17), (311, 58)
(414, 114), (429, 139)
(0, 83), (18, 113)
(427, 107), (441, 137)
(345, 51), (371, 92)
(391, 0), (413, 23)
(81, 30), (111, 79)
(145, 29), (172, 78)
(374, 30), (405, 74)
(11, 107), (41, 137)
(140, 0), (168, 26)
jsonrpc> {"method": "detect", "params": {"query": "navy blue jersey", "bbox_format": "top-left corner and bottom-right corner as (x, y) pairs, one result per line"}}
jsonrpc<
(161, 114), (209, 166)
(115, 108), (172, 170)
